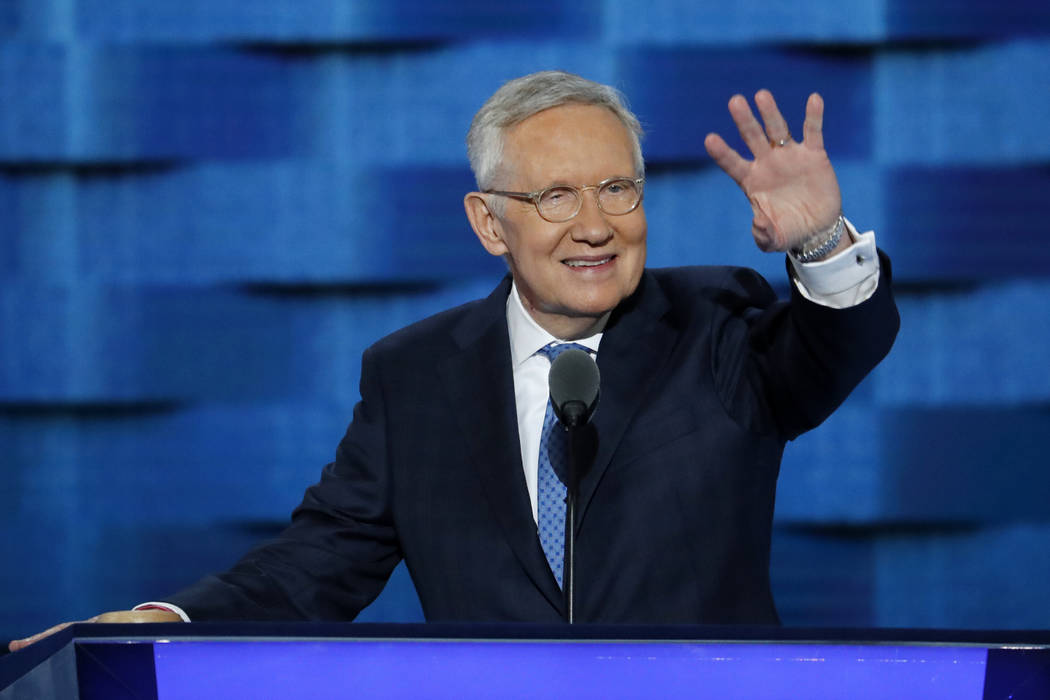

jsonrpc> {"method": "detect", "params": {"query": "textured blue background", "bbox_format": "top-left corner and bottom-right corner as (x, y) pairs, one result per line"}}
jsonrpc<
(2, 0), (1049, 637)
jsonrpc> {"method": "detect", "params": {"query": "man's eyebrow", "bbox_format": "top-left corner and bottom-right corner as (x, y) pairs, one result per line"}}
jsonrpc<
(540, 175), (637, 188)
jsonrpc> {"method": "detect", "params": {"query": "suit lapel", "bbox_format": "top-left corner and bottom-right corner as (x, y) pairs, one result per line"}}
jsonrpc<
(577, 271), (677, 530)
(438, 277), (566, 613)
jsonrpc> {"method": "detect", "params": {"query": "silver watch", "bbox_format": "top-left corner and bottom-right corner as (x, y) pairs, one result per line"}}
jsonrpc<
(790, 215), (845, 263)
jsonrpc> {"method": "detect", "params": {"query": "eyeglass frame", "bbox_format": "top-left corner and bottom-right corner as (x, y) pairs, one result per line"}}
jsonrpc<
(484, 176), (645, 223)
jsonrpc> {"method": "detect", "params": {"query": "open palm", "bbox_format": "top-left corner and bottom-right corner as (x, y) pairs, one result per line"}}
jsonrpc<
(704, 90), (841, 252)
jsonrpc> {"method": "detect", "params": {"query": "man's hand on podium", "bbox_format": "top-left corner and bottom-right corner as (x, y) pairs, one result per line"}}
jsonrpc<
(8, 608), (183, 653)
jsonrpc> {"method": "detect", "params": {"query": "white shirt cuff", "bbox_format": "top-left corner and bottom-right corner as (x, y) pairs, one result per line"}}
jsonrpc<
(133, 601), (191, 622)
(789, 218), (880, 309)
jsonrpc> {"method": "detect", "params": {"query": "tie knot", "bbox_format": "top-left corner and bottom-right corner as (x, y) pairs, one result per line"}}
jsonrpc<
(538, 342), (591, 363)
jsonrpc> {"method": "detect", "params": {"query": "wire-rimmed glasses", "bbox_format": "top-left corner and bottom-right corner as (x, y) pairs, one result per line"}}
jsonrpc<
(485, 176), (644, 223)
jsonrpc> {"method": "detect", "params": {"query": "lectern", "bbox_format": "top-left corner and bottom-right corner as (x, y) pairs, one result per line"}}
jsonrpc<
(2, 623), (1048, 699)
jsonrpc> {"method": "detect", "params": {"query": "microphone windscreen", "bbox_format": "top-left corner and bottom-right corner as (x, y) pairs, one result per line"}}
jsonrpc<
(548, 348), (600, 425)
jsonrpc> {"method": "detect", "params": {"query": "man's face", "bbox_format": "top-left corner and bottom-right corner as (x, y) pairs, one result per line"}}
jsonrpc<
(474, 103), (647, 337)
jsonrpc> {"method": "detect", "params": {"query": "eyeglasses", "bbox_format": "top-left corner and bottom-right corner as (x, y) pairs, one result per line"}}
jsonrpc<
(485, 176), (645, 223)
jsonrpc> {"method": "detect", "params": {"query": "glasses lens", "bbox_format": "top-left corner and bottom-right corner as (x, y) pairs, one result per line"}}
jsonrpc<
(537, 186), (580, 222)
(598, 179), (641, 215)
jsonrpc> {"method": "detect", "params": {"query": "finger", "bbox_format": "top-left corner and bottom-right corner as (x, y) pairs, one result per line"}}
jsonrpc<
(802, 92), (825, 150)
(8, 620), (79, 652)
(727, 94), (770, 157)
(704, 132), (750, 186)
(754, 89), (792, 144)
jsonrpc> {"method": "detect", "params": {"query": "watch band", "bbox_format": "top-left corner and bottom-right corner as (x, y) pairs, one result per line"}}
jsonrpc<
(791, 215), (845, 263)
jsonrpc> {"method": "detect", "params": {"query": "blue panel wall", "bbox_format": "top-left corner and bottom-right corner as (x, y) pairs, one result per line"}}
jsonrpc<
(2, 0), (1049, 638)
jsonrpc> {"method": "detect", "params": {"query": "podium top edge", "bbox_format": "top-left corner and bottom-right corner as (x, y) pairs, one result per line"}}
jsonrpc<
(61, 621), (1050, 647)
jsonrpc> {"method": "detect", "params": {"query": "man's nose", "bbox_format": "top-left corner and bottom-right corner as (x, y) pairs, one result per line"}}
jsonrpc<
(570, 188), (613, 244)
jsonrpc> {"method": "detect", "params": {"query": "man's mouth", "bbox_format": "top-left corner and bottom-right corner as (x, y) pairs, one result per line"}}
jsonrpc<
(564, 255), (615, 268)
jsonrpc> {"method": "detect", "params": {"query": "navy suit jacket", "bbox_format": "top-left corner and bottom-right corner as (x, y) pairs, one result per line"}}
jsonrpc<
(169, 261), (899, 624)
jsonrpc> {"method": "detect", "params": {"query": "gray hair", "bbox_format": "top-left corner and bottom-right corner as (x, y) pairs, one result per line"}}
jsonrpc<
(466, 70), (645, 191)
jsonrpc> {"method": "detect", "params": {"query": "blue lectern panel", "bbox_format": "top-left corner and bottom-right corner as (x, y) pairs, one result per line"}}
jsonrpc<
(151, 639), (987, 700)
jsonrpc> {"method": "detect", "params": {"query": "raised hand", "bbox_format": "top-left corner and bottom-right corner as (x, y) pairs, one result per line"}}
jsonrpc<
(704, 90), (842, 253)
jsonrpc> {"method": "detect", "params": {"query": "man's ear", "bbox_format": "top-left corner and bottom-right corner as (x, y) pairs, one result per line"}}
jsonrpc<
(464, 192), (508, 257)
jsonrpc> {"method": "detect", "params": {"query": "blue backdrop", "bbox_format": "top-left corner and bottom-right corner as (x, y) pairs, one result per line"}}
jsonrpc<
(2, 0), (1050, 637)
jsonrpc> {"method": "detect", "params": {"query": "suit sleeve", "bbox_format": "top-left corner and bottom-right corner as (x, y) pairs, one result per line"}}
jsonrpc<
(164, 346), (402, 621)
(712, 250), (900, 441)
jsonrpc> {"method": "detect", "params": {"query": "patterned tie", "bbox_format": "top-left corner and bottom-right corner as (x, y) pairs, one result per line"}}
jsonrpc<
(536, 342), (590, 588)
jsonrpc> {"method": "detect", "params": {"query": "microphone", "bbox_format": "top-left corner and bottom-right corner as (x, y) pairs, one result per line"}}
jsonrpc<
(547, 347), (599, 625)
(548, 348), (600, 428)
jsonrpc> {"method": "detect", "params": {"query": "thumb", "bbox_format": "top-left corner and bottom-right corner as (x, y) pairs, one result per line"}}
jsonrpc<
(751, 210), (777, 251)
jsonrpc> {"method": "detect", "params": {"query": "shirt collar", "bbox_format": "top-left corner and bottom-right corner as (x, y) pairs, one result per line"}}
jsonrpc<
(506, 281), (605, 369)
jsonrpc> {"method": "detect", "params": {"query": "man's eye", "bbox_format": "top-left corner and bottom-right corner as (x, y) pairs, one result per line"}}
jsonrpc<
(543, 189), (572, 204)
(605, 180), (637, 196)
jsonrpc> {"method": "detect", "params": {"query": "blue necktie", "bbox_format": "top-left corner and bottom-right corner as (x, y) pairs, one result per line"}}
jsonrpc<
(536, 342), (590, 588)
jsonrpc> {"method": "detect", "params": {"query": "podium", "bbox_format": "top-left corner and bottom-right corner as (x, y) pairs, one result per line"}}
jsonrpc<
(3, 623), (1048, 699)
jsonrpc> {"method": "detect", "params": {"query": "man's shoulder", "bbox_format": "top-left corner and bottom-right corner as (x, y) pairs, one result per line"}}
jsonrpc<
(366, 281), (508, 361)
(368, 299), (482, 356)
(644, 265), (778, 309)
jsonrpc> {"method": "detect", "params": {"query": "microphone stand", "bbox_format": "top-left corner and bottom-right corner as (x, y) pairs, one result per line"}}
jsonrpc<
(562, 402), (585, 625)
(547, 347), (599, 626)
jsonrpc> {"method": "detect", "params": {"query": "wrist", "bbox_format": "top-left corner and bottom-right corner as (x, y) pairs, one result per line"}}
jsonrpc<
(133, 602), (190, 622)
(790, 214), (845, 263)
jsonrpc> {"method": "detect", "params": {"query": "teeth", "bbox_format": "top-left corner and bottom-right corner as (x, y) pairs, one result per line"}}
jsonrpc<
(566, 258), (611, 268)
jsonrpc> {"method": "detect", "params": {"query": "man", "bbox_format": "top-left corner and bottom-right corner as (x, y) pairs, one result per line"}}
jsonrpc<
(10, 71), (897, 648)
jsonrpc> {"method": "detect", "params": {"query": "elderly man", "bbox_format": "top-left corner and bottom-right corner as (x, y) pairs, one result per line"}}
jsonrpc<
(11, 71), (896, 648)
